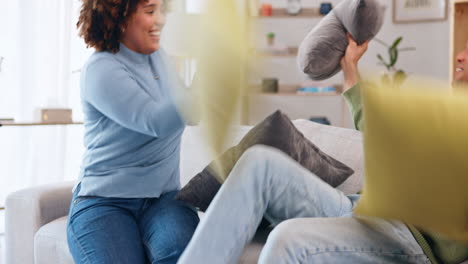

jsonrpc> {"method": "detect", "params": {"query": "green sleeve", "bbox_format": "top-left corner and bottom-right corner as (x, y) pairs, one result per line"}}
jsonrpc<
(342, 84), (364, 131)
(427, 232), (468, 264)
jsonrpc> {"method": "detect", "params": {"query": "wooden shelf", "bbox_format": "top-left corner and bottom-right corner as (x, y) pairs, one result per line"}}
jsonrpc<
(249, 84), (343, 95)
(0, 122), (83, 127)
(253, 46), (298, 57)
(253, 92), (340, 97)
(257, 8), (322, 18)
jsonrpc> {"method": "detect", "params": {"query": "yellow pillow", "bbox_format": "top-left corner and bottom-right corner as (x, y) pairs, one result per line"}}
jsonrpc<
(355, 81), (468, 244)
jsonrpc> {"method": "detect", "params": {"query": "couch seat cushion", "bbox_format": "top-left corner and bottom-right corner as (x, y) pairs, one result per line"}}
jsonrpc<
(34, 216), (267, 264)
(34, 216), (73, 264)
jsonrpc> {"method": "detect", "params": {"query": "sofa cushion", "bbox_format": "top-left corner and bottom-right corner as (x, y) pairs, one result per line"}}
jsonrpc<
(355, 84), (468, 243)
(179, 125), (251, 187)
(34, 216), (73, 264)
(293, 119), (364, 195)
(180, 122), (364, 193)
(34, 216), (268, 264)
(297, 0), (385, 80)
(176, 111), (356, 212)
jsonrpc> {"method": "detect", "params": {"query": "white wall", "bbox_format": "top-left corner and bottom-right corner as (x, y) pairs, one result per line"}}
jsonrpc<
(363, 1), (450, 82)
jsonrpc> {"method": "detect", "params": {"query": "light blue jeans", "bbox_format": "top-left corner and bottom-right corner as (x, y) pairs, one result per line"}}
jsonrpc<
(178, 145), (430, 264)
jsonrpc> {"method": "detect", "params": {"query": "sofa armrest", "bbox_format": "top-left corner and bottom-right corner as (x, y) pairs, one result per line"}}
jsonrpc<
(5, 181), (75, 264)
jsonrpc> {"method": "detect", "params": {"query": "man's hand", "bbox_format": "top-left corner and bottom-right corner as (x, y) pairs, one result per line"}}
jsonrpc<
(341, 33), (369, 91)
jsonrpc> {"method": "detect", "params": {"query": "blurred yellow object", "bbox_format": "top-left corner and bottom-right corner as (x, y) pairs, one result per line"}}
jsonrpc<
(355, 79), (468, 244)
(189, 0), (247, 180)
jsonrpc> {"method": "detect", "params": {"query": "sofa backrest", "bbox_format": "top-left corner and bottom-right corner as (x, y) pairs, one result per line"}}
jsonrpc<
(293, 120), (364, 194)
(180, 120), (364, 195)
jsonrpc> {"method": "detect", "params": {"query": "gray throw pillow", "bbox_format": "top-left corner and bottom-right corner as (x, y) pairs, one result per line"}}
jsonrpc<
(176, 110), (354, 212)
(297, 0), (385, 80)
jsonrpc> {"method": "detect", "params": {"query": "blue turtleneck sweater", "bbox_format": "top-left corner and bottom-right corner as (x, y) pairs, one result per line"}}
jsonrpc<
(76, 44), (187, 198)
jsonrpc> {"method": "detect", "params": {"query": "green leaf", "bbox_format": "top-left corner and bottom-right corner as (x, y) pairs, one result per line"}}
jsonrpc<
(389, 48), (398, 67)
(377, 54), (387, 64)
(391, 37), (403, 49)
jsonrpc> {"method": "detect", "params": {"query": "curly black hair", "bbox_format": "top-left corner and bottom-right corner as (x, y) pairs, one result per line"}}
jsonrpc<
(77, 0), (148, 53)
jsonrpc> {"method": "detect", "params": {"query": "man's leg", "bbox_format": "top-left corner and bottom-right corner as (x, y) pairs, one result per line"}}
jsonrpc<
(259, 217), (430, 264)
(178, 145), (356, 264)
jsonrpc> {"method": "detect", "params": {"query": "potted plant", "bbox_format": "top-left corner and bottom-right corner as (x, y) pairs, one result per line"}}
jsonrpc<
(375, 37), (415, 87)
(266, 32), (275, 46)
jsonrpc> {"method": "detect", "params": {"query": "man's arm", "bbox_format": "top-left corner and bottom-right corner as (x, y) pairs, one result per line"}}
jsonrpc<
(343, 85), (363, 131)
(340, 33), (369, 131)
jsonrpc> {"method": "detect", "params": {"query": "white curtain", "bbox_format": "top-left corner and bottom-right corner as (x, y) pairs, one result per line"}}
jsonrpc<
(0, 0), (233, 205)
(0, 0), (92, 205)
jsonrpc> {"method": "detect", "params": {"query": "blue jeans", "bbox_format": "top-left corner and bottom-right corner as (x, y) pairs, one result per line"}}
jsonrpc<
(178, 145), (430, 264)
(67, 185), (199, 264)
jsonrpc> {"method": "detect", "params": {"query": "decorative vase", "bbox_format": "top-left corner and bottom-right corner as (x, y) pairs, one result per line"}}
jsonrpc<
(319, 3), (333, 15)
(261, 3), (273, 16)
(262, 78), (279, 93)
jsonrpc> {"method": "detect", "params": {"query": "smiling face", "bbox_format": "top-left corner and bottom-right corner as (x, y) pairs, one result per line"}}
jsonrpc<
(454, 41), (468, 85)
(121, 0), (166, 54)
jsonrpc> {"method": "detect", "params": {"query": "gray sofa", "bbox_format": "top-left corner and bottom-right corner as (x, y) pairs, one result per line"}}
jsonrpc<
(5, 120), (366, 264)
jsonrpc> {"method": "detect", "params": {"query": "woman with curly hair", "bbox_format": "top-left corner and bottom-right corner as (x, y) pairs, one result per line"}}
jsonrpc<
(66, 0), (199, 263)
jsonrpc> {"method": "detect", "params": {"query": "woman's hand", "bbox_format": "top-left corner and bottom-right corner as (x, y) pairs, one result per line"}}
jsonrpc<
(341, 33), (369, 91)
